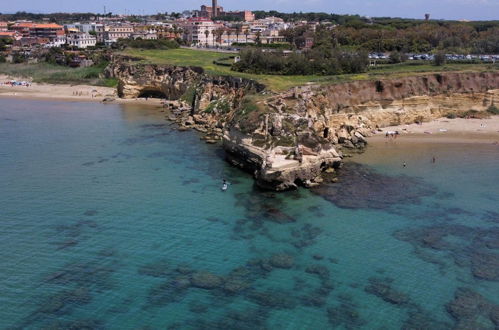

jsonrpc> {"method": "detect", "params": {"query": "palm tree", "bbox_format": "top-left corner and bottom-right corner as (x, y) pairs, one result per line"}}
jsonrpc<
(215, 28), (225, 47)
(244, 28), (250, 44)
(226, 29), (232, 47)
(255, 30), (261, 45)
(235, 24), (242, 44)
(204, 29), (210, 47)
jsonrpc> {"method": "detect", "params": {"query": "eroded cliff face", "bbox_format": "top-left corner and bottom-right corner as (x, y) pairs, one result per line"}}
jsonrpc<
(225, 72), (499, 190)
(109, 61), (499, 191)
(106, 60), (204, 99)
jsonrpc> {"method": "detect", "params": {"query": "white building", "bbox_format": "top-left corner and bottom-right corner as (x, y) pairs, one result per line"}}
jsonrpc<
(66, 33), (97, 49)
(180, 18), (218, 46)
(45, 34), (67, 48)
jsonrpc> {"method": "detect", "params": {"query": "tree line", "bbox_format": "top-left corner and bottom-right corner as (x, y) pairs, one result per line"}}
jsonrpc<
(283, 22), (499, 54)
(233, 48), (369, 76)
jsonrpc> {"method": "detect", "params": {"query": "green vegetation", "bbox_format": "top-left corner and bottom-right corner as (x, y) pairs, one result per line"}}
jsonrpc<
(204, 99), (231, 114)
(113, 39), (179, 50)
(233, 48), (368, 75)
(0, 62), (116, 86)
(232, 42), (292, 50)
(123, 48), (498, 91)
(460, 109), (490, 119)
(283, 22), (499, 54)
(487, 105), (499, 115)
(180, 85), (197, 105)
(434, 52), (447, 66)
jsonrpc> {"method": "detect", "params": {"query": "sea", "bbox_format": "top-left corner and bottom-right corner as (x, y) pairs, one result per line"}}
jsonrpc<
(1, 98), (498, 329)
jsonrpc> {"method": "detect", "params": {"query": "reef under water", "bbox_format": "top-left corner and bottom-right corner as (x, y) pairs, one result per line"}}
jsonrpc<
(0, 99), (498, 329)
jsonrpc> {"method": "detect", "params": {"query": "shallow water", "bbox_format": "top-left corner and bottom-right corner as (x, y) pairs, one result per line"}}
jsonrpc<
(1, 99), (498, 329)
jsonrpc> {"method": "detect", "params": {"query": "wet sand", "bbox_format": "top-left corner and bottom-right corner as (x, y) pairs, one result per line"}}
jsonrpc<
(370, 117), (499, 144)
(0, 75), (162, 106)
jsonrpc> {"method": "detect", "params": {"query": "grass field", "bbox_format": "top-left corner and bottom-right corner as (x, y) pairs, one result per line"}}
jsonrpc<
(0, 62), (117, 87)
(123, 48), (499, 91)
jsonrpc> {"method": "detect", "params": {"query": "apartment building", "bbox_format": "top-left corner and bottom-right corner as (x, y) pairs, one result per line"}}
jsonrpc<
(66, 32), (97, 49)
(180, 18), (218, 46)
(106, 25), (133, 42)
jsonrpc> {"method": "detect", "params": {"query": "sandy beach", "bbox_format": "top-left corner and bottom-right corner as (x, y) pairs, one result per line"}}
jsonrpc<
(2, 74), (498, 145)
(370, 117), (499, 144)
(0, 74), (163, 106)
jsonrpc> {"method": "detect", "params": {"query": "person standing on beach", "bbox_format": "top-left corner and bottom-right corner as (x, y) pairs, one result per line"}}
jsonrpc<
(403, 161), (407, 168)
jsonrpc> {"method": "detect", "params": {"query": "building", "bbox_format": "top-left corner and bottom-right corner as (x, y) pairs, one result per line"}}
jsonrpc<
(66, 32), (97, 49)
(132, 30), (158, 40)
(180, 17), (218, 46)
(198, 1), (254, 21)
(46, 34), (67, 47)
(10, 22), (64, 40)
(0, 31), (20, 40)
(156, 24), (182, 40)
(104, 25), (134, 45)
(0, 22), (8, 32)
(199, 5), (223, 19)
(64, 23), (103, 34)
(224, 11), (255, 22)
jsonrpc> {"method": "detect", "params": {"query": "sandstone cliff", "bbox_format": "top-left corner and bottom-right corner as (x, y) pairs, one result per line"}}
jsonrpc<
(109, 60), (499, 190)
(225, 72), (499, 190)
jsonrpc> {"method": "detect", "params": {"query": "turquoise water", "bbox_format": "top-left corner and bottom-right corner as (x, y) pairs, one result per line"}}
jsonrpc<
(1, 98), (498, 329)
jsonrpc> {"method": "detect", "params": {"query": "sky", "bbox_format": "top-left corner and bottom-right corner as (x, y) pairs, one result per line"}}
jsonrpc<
(2, 0), (499, 20)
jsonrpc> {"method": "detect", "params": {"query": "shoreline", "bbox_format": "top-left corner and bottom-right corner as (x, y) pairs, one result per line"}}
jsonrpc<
(0, 74), (163, 106)
(2, 77), (498, 145)
(369, 117), (499, 145)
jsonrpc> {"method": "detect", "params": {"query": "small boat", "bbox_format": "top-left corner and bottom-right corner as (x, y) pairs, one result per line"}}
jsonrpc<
(221, 183), (228, 191)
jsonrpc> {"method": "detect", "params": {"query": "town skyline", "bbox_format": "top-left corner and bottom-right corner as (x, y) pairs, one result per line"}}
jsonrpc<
(1, 0), (498, 21)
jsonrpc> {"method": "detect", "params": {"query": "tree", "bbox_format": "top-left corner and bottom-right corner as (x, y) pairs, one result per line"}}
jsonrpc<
(214, 28), (225, 47)
(255, 31), (262, 46)
(204, 29), (210, 47)
(433, 51), (447, 66)
(226, 29), (232, 46)
(388, 51), (407, 64)
(244, 28), (250, 44)
(235, 24), (242, 44)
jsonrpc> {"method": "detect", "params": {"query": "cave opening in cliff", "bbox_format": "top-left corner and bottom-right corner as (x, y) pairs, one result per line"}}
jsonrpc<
(138, 89), (167, 99)
(323, 128), (330, 138)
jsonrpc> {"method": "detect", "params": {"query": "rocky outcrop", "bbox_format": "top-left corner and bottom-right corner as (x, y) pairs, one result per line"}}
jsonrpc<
(106, 60), (204, 99)
(109, 59), (499, 191)
(225, 72), (499, 190)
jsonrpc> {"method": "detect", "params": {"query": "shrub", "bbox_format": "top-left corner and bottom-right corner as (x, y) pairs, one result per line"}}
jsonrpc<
(486, 105), (499, 115)
(433, 52), (447, 66)
(460, 109), (489, 119)
(388, 51), (407, 64)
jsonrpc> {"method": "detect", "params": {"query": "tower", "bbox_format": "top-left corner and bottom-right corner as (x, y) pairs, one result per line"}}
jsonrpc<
(212, 0), (218, 18)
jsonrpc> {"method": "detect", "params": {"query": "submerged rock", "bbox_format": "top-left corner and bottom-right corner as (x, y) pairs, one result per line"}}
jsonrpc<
(365, 277), (410, 305)
(446, 287), (499, 329)
(305, 265), (330, 280)
(246, 290), (297, 309)
(190, 271), (223, 289)
(327, 303), (365, 329)
(269, 254), (294, 269)
(311, 162), (436, 209)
